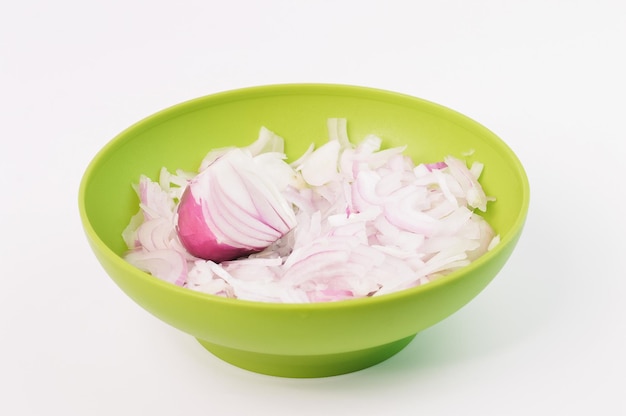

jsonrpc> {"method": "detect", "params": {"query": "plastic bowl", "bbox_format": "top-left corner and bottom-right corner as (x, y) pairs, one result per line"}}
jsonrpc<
(78, 84), (529, 378)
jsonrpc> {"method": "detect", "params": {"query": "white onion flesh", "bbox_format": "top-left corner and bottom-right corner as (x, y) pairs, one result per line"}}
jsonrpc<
(123, 121), (499, 303)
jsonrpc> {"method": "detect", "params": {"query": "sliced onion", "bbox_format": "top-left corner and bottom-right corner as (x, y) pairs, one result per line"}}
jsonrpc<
(124, 118), (498, 303)
(176, 148), (297, 262)
(126, 249), (187, 286)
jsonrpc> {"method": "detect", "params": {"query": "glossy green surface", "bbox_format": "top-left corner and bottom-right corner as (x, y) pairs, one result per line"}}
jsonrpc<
(79, 84), (530, 377)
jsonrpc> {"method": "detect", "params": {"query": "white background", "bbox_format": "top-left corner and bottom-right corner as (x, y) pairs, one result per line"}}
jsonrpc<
(2, 1), (625, 415)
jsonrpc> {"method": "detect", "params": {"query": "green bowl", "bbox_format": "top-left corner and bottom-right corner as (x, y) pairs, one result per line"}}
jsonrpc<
(78, 84), (529, 378)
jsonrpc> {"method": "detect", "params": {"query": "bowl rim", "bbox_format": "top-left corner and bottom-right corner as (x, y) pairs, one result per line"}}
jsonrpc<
(78, 82), (530, 310)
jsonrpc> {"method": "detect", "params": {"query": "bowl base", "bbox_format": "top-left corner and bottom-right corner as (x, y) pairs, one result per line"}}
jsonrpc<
(196, 334), (416, 378)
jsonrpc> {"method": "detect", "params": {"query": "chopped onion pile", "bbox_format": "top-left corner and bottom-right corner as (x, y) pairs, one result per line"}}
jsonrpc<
(123, 119), (499, 303)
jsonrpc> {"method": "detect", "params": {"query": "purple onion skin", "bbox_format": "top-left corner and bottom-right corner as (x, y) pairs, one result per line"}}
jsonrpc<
(176, 186), (259, 262)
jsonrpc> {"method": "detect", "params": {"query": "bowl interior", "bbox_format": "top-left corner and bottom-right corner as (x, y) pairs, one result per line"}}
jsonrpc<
(83, 84), (527, 259)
